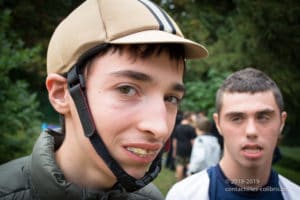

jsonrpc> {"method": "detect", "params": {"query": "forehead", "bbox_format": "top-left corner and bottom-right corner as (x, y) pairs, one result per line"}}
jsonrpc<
(87, 47), (185, 80)
(220, 91), (280, 115)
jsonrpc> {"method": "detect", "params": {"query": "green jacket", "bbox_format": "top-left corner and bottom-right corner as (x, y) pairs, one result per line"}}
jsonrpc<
(0, 131), (164, 200)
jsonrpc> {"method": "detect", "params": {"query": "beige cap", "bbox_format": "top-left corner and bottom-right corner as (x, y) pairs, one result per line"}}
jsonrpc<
(47, 0), (208, 74)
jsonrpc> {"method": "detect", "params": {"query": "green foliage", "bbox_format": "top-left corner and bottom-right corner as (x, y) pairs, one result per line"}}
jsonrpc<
(181, 68), (229, 118)
(0, 10), (41, 163)
(0, 0), (83, 124)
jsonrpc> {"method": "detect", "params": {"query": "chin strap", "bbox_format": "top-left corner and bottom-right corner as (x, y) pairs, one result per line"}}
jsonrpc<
(67, 50), (161, 192)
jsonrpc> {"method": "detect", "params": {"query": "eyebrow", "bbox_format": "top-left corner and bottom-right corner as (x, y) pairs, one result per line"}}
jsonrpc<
(224, 112), (244, 118)
(225, 109), (276, 118)
(256, 109), (276, 116)
(111, 70), (152, 82)
(110, 70), (185, 93)
(173, 83), (185, 93)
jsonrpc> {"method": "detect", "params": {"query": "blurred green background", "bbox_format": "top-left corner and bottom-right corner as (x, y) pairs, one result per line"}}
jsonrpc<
(1, 0), (299, 190)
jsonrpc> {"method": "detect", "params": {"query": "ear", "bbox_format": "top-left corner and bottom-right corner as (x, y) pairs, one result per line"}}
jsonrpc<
(46, 74), (70, 114)
(213, 113), (223, 136)
(279, 111), (287, 133)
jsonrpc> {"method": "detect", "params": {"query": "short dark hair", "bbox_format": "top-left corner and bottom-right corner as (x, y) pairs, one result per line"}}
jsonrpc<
(84, 43), (186, 75)
(195, 116), (211, 133)
(215, 67), (284, 114)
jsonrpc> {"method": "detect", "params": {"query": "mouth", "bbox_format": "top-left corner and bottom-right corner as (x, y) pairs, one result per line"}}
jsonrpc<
(242, 146), (262, 153)
(126, 147), (157, 158)
(241, 144), (263, 159)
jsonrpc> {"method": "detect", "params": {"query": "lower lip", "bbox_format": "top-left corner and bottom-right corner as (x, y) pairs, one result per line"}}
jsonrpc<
(124, 148), (157, 164)
(242, 149), (263, 159)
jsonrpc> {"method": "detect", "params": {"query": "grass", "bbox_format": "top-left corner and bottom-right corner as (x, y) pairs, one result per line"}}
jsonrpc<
(153, 146), (300, 197)
(279, 146), (300, 162)
(273, 146), (300, 184)
(153, 166), (177, 197)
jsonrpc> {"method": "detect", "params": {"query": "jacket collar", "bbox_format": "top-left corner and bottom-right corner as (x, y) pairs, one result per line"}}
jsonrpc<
(30, 131), (128, 200)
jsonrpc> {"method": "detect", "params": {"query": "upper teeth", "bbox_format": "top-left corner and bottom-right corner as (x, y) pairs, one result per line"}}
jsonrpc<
(127, 147), (156, 157)
(244, 148), (261, 153)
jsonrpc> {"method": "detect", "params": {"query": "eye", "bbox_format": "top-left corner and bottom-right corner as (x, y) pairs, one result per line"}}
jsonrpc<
(230, 115), (243, 123)
(165, 95), (182, 106)
(117, 85), (137, 97)
(257, 113), (270, 122)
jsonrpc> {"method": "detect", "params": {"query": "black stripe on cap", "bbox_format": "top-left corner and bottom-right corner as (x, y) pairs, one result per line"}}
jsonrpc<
(138, 0), (176, 34)
(158, 7), (176, 34)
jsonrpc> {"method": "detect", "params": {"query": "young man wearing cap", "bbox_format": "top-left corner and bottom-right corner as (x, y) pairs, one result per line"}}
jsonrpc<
(166, 68), (300, 200)
(0, 0), (207, 199)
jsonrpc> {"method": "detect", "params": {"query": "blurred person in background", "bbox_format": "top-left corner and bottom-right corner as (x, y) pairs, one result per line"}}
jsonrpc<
(172, 112), (197, 181)
(187, 116), (221, 176)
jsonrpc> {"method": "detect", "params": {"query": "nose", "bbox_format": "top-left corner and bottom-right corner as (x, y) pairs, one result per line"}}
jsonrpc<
(137, 98), (170, 140)
(245, 119), (258, 139)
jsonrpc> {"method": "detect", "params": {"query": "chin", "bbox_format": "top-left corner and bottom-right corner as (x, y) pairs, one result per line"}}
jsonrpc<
(126, 168), (147, 179)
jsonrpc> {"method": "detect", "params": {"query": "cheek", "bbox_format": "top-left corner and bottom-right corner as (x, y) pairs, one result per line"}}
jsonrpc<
(88, 92), (138, 137)
(263, 127), (281, 145)
(90, 100), (124, 127)
(219, 122), (236, 138)
(218, 123), (237, 145)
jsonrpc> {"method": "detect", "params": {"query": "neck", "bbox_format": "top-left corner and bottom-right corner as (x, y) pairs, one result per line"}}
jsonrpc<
(196, 129), (205, 136)
(181, 119), (189, 124)
(219, 152), (272, 189)
(55, 120), (116, 190)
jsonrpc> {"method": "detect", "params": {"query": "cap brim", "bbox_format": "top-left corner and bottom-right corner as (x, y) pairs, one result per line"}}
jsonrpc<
(110, 30), (208, 59)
